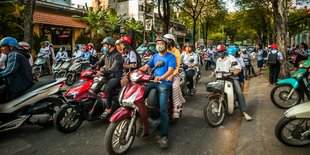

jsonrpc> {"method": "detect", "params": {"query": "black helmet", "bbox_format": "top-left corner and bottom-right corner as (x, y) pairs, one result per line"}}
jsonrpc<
(184, 42), (194, 48)
(101, 37), (115, 45)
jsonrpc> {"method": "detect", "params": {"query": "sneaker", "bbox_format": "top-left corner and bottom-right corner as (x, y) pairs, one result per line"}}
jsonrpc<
(160, 137), (169, 149)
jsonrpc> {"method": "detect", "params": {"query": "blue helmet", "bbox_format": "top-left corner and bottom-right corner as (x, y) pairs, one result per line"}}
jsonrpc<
(227, 46), (237, 56)
(0, 37), (18, 48)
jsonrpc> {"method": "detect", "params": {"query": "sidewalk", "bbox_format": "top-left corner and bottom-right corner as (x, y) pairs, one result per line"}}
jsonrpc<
(235, 73), (310, 155)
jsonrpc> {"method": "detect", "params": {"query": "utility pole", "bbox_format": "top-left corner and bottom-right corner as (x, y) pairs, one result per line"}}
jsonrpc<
(143, 0), (147, 42)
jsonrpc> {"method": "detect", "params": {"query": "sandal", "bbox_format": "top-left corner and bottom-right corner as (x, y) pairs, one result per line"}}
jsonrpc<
(173, 109), (180, 119)
(244, 113), (253, 121)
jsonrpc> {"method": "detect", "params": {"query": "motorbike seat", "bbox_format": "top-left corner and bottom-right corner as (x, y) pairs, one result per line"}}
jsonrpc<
(25, 78), (56, 93)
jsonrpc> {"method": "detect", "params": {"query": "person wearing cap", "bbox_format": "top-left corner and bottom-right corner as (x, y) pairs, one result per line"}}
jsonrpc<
(18, 41), (33, 66)
(87, 43), (97, 65)
(90, 37), (123, 118)
(140, 36), (176, 149)
(0, 37), (33, 103)
(212, 45), (252, 121)
(163, 34), (185, 119)
(267, 44), (283, 85)
(38, 41), (52, 74)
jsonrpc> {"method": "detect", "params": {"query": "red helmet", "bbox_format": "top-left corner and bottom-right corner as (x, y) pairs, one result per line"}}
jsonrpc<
(83, 45), (89, 52)
(270, 44), (278, 49)
(216, 45), (226, 52)
(87, 43), (94, 47)
(120, 36), (131, 44)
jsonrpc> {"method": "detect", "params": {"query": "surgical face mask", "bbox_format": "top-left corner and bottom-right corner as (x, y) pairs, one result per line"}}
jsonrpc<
(156, 45), (166, 53)
(218, 52), (225, 58)
(102, 47), (108, 54)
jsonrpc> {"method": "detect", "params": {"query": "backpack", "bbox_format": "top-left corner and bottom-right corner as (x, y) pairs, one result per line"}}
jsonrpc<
(267, 51), (279, 65)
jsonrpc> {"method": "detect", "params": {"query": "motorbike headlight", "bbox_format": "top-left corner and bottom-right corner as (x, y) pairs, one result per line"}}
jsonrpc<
(299, 63), (304, 68)
(130, 72), (142, 82)
(122, 89), (139, 108)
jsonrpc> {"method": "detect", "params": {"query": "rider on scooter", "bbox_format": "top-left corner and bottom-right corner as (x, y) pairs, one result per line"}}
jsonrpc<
(212, 44), (252, 121)
(181, 42), (199, 95)
(0, 37), (33, 103)
(90, 37), (123, 118)
(55, 45), (68, 62)
(139, 36), (176, 149)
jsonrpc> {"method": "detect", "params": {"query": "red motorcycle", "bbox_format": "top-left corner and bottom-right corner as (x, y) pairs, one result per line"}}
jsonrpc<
(104, 61), (177, 155)
(54, 69), (120, 133)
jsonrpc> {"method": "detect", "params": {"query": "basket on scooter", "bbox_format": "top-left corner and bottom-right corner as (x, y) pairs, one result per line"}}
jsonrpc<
(206, 81), (223, 93)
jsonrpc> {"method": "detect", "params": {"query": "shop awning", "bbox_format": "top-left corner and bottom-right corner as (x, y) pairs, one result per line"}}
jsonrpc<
(33, 10), (87, 29)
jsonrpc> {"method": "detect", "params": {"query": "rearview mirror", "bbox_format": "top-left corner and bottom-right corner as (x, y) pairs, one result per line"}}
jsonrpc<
(231, 61), (238, 66)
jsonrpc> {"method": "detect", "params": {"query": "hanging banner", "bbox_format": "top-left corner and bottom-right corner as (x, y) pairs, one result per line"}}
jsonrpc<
(145, 19), (152, 31)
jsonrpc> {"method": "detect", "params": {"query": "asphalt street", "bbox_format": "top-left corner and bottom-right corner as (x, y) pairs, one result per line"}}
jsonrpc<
(0, 69), (243, 155)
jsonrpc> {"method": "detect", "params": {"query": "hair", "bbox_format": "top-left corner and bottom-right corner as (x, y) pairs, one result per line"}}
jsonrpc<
(235, 52), (241, 58)
(301, 42), (308, 50)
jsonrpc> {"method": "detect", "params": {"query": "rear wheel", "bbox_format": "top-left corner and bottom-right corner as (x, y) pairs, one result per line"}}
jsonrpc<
(204, 98), (226, 127)
(54, 105), (83, 133)
(104, 119), (136, 155)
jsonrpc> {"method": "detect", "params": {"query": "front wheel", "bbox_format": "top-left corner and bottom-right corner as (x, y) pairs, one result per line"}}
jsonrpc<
(66, 73), (76, 86)
(270, 84), (301, 109)
(54, 105), (83, 133)
(275, 117), (310, 146)
(104, 119), (136, 155)
(204, 98), (226, 127)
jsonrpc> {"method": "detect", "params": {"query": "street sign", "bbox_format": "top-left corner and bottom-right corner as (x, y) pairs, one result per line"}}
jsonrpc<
(145, 19), (152, 31)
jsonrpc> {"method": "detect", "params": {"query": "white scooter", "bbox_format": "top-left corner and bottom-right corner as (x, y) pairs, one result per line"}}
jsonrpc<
(204, 62), (239, 127)
(0, 78), (66, 132)
(275, 101), (310, 146)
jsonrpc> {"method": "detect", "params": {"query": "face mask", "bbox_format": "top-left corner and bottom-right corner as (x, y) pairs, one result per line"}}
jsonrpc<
(218, 52), (225, 58)
(102, 47), (108, 54)
(156, 45), (166, 53)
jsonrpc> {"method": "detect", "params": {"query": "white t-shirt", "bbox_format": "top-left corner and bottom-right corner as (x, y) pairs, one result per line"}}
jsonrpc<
(0, 53), (7, 69)
(215, 55), (241, 72)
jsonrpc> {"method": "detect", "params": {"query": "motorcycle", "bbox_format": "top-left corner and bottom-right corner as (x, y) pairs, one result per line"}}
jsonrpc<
(52, 59), (65, 79)
(66, 59), (90, 86)
(57, 58), (72, 78)
(204, 62), (239, 127)
(243, 57), (251, 80)
(204, 54), (215, 71)
(104, 61), (177, 155)
(0, 78), (66, 132)
(270, 60), (310, 109)
(181, 59), (200, 96)
(275, 101), (310, 146)
(54, 69), (120, 133)
(32, 56), (48, 77)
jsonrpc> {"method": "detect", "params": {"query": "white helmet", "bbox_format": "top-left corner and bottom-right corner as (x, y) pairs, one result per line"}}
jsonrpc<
(164, 34), (176, 43)
(18, 41), (31, 50)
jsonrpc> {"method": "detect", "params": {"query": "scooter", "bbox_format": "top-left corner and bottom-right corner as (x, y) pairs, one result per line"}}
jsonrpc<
(52, 59), (65, 79)
(54, 69), (120, 133)
(270, 60), (310, 109)
(204, 62), (239, 127)
(104, 61), (177, 155)
(57, 58), (72, 78)
(32, 56), (48, 77)
(66, 59), (90, 86)
(275, 101), (310, 146)
(0, 78), (66, 132)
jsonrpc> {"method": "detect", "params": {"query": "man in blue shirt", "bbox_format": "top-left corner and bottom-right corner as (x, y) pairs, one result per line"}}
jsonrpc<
(139, 36), (176, 149)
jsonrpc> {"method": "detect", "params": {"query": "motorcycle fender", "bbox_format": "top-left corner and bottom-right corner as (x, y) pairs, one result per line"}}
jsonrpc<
(109, 107), (133, 123)
(224, 81), (234, 115)
(207, 93), (221, 99)
(285, 101), (310, 118)
(276, 78), (299, 89)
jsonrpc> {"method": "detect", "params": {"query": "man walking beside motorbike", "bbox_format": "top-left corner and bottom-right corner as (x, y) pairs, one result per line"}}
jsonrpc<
(212, 45), (252, 121)
(181, 42), (199, 95)
(90, 37), (123, 118)
(139, 36), (176, 149)
(0, 37), (33, 103)
(164, 34), (185, 119)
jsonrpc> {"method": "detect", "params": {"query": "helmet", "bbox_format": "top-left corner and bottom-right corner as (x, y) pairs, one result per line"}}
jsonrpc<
(18, 41), (31, 50)
(271, 44), (278, 49)
(184, 42), (194, 48)
(227, 46), (237, 56)
(101, 37), (115, 45)
(120, 36), (131, 44)
(156, 36), (169, 45)
(83, 45), (89, 52)
(0, 37), (18, 48)
(164, 34), (176, 43)
(87, 43), (94, 47)
(115, 39), (121, 45)
(216, 45), (226, 52)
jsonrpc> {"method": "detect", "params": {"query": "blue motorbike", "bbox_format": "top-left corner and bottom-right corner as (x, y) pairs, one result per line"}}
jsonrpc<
(270, 60), (310, 109)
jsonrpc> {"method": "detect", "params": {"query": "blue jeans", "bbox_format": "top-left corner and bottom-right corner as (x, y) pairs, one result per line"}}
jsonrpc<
(144, 82), (171, 138)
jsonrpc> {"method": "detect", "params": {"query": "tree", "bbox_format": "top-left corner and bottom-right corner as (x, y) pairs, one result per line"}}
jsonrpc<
(156, 0), (171, 33)
(175, 0), (207, 43)
(20, 0), (36, 50)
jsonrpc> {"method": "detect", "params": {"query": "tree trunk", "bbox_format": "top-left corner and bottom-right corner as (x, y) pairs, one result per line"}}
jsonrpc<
(158, 0), (170, 34)
(272, 0), (290, 78)
(192, 19), (196, 44)
(23, 0), (36, 51)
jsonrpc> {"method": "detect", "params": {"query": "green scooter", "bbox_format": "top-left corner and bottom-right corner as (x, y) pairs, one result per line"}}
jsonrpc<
(270, 60), (310, 109)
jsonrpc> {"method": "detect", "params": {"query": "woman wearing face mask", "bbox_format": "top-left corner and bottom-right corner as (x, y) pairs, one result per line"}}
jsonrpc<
(55, 45), (68, 62)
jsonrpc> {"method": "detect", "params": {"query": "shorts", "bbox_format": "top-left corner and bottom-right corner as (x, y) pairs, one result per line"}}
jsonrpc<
(257, 60), (263, 68)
